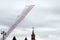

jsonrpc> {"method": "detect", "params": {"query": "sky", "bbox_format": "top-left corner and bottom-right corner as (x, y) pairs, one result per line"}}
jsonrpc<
(0, 0), (60, 40)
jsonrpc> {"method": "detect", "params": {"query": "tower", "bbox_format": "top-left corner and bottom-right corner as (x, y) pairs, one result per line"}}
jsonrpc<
(12, 36), (16, 40)
(24, 37), (27, 40)
(31, 27), (35, 40)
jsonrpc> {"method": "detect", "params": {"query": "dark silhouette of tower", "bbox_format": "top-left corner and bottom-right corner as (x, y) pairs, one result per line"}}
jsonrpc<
(24, 37), (27, 40)
(12, 36), (16, 40)
(31, 27), (35, 40)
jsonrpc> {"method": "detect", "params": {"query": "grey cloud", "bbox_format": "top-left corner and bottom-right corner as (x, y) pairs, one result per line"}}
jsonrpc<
(0, 0), (60, 40)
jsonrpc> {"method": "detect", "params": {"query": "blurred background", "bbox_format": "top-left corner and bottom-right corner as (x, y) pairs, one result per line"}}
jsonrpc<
(0, 0), (60, 40)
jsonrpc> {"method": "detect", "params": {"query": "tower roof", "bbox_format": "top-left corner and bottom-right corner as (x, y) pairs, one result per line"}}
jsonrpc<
(31, 27), (35, 40)
(32, 27), (35, 35)
(13, 36), (16, 40)
(25, 37), (27, 40)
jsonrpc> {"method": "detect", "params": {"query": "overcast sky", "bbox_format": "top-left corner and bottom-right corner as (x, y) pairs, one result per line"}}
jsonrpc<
(0, 0), (60, 40)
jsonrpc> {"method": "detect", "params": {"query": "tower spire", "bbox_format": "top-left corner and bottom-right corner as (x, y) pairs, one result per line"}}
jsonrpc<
(32, 27), (34, 31)
(24, 37), (27, 40)
(12, 36), (16, 40)
(32, 27), (34, 34)
(31, 27), (35, 40)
